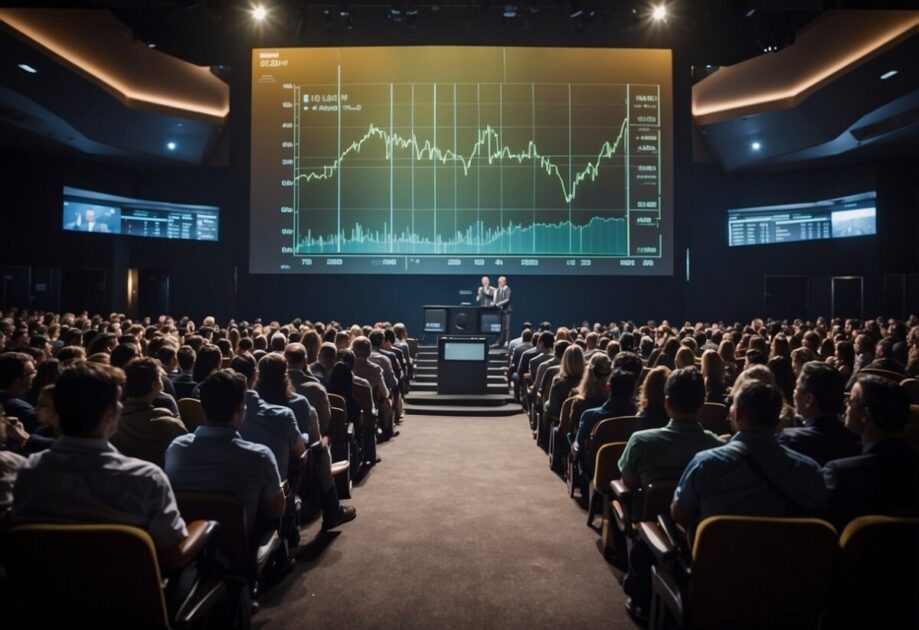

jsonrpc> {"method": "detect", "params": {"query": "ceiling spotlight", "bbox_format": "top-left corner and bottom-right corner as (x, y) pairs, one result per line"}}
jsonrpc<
(751, 141), (762, 151)
(880, 70), (898, 80)
(167, 141), (177, 151)
(651, 4), (668, 22)
(251, 4), (267, 21)
(503, 4), (518, 18)
(17, 63), (37, 74)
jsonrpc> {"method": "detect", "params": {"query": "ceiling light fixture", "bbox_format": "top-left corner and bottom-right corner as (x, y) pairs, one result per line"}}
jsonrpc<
(167, 141), (177, 151)
(251, 4), (268, 22)
(18, 63), (37, 73)
(651, 4), (668, 22)
(880, 70), (898, 80)
(751, 141), (762, 151)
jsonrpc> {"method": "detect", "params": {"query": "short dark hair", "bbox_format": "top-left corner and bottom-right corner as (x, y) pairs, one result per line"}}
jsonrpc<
(230, 352), (257, 380)
(123, 357), (161, 398)
(539, 331), (555, 349)
(199, 369), (247, 425)
(619, 332), (635, 352)
(284, 342), (307, 366)
(522, 329), (534, 343)
(612, 351), (643, 382)
(664, 367), (706, 415)
(110, 343), (138, 369)
(177, 345), (196, 370)
(193, 346), (223, 382)
(156, 345), (177, 366)
(0, 352), (32, 389)
(797, 361), (844, 414)
(368, 329), (384, 348)
(55, 362), (124, 436)
(608, 368), (636, 400)
(856, 374), (910, 433)
(734, 381), (783, 428)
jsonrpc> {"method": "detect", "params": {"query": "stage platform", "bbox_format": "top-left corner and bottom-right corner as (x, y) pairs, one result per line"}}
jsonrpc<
(404, 346), (522, 417)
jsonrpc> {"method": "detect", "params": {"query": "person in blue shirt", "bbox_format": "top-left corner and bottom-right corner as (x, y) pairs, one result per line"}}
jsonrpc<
(571, 368), (636, 478)
(672, 380), (827, 532)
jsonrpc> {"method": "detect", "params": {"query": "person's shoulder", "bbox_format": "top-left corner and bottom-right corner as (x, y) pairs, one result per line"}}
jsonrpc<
(109, 451), (172, 484)
(231, 436), (279, 466)
(778, 443), (822, 470)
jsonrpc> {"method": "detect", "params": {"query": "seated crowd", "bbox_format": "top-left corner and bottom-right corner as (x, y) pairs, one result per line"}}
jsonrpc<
(509, 315), (919, 626)
(0, 310), (415, 624)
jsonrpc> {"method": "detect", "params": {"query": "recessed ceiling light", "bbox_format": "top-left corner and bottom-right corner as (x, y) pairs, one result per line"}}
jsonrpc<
(880, 70), (898, 80)
(18, 63), (37, 74)
(751, 141), (762, 151)
(167, 141), (177, 151)
(147, 42), (157, 49)
(252, 4), (268, 21)
(651, 4), (668, 21)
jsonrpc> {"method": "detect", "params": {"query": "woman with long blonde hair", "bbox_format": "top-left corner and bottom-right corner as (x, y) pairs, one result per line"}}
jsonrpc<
(546, 344), (585, 419)
(637, 365), (670, 430)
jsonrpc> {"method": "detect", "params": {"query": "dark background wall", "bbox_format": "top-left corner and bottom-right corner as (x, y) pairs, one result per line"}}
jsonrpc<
(1, 45), (917, 334)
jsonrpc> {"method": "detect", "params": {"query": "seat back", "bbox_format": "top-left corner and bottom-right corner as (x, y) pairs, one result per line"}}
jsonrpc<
(698, 402), (729, 435)
(175, 491), (251, 581)
(859, 367), (907, 383)
(835, 515), (919, 628)
(353, 380), (375, 421)
(689, 516), (837, 627)
(327, 392), (347, 412)
(406, 338), (419, 361)
(592, 441), (627, 490)
(178, 397), (207, 431)
(173, 380), (197, 400)
(5, 524), (169, 628)
(635, 479), (678, 522)
(328, 406), (350, 463)
(901, 378), (919, 405)
(588, 416), (643, 471)
(558, 396), (575, 434)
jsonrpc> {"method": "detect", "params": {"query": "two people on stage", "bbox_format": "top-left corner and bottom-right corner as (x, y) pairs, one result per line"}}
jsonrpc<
(476, 275), (512, 347)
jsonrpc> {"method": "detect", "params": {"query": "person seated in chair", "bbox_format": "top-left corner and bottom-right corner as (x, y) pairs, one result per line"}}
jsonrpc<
(571, 368), (637, 478)
(12, 362), (205, 573)
(229, 353), (303, 482)
(350, 337), (395, 439)
(778, 361), (860, 466)
(286, 342), (332, 436)
(672, 380), (827, 532)
(110, 357), (188, 468)
(0, 352), (38, 432)
(823, 374), (919, 530)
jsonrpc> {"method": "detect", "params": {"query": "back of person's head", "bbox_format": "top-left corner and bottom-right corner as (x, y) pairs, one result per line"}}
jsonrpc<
(110, 343), (138, 369)
(608, 368), (636, 401)
(639, 365), (670, 411)
(318, 342), (338, 365)
(559, 344), (585, 381)
(393, 323), (407, 339)
(230, 352), (257, 382)
(701, 349), (724, 382)
(612, 351), (643, 382)
(664, 367), (706, 416)
(368, 329), (384, 348)
(301, 330), (322, 362)
(57, 345), (86, 366)
(177, 345), (196, 371)
(156, 345), (177, 367)
(55, 362), (124, 436)
(199, 369), (247, 425)
(539, 330), (555, 350)
(522, 329), (534, 343)
(734, 380), (783, 429)
(797, 361), (845, 415)
(284, 342), (307, 367)
(193, 346), (223, 382)
(855, 374), (910, 433)
(351, 336), (372, 359)
(337, 348), (355, 368)
(123, 357), (161, 399)
(328, 362), (354, 396)
(257, 352), (292, 405)
(675, 346), (696, 369)
(553, 339), (571, 360)
(0, 352), (32, 390)
(767, 355), (795, 403)
(269, 332), (288, 353)
(578, 353), (612, 400)
(383, 328), (397, 345)
(619, 331), (635, 352)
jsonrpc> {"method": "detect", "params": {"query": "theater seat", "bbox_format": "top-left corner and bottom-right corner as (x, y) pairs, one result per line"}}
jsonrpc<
(175, 492), (281, 598)
(858, 367), (908, 383)
(698, 402), (729, 435)
(4, 522), (224, 628)
(900, 378), (919, 405)
(549, 396), (574, 475)
(645, 515), (837, 629)
(177, 397), (207, 431)
(832, 515), (919, 629)
(327, 392), (347, 414)
(607, 478), (678, 565)
(587, 441), (627, 528)
(329, 406), (353, 500)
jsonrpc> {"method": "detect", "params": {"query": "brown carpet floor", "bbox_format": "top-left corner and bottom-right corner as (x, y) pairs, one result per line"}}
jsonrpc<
(254, 413), (636, 629)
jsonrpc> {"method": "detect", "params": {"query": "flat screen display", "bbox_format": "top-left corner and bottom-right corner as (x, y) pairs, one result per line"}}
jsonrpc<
(63, 187), (219, 242)
(250, 46), (673, 275)
(479, 311), (502, 333)
(443, 342), (486, 361)
(423, 308), (447, 333)
(727, 191), (876, 247)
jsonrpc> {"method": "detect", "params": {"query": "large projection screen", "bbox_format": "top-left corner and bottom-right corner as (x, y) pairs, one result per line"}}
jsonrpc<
(250, 46), (672, 275)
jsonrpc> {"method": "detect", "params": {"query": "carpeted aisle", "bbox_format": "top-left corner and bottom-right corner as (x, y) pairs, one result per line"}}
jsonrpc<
(254, 413), (636, 629)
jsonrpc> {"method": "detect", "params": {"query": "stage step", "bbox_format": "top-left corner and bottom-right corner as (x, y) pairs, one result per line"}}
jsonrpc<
(403, 403), (522, 417)
(404, 392), (516, 407)
(414, 373), (506, 383)
(410, 382), (509, 394)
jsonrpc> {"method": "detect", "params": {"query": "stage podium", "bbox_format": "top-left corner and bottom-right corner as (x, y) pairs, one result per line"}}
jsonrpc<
(437, 337), (489, 395)
(422, 305), (502, 337)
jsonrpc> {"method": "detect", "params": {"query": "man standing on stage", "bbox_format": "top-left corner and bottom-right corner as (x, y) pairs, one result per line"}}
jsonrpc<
(476, 276), (495, 307)
(494, 276), (512, 347)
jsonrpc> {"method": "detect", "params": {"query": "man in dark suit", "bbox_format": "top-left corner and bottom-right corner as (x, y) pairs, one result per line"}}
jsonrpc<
(823, 374), (919, 530)
(168, 345), (197, 399)
(0, 353), (38, 432)
(779, 362), (860, 465)
(81, 208), (110, 233)
(493, 276), (512, 347)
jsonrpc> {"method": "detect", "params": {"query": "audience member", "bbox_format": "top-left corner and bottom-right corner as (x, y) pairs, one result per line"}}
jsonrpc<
(701, 350), (725, 403)
(636, 365), (671, 430)
(546, 345), (584, 419)
(0, 352), (38, 431)
(572, 369), (636, 477)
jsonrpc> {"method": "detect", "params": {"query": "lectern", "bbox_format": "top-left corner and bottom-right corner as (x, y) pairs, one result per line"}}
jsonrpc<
(437, 336), (489, 395)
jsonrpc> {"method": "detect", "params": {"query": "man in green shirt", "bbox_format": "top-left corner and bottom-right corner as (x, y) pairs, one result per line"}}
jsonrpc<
(617, 367), (723, 624)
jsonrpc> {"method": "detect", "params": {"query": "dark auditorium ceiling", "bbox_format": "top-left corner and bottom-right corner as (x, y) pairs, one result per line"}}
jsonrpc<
(0, 1), (915, 171)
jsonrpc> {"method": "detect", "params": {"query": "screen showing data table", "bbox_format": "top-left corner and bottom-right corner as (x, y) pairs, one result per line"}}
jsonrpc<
(250, 47), (673, 275)
(727, 192), (876, 247)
